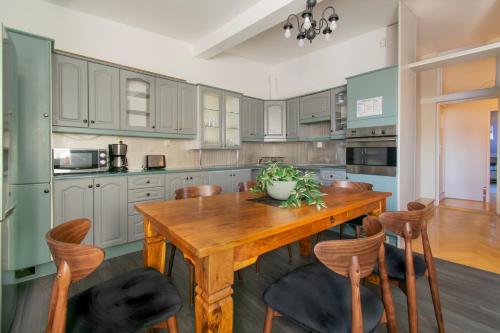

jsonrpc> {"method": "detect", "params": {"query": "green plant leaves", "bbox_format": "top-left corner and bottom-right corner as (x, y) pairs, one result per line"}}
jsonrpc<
(251, 162), (326, 209)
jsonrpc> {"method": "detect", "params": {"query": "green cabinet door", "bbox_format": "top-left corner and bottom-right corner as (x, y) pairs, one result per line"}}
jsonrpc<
(299, 90), (331, 123)
(8, 30), (52, 184)
(208, 171), (233, 193)
(93, 176), (128, 248)
(241, 97), (252, 139)
(286, 98), (300, 139)
(52, 54), (88, 127)
(253, 99), (265, 139)
(120, 70), (156, 132)
(347, 65), (398, 128)
(178, 82), (197, 135)
(232, 169), (251, 192)
(88, 62), (120, 130)
(156, 77), (178, 134)
(165, 173), (189, 199)
(53, 179), (94, 245)
(5, 184), (52, 270)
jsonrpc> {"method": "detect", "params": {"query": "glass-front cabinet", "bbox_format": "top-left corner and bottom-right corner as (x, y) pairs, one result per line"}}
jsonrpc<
(120, 70), (156, 132)
(331, 86), (347, 139)
(199, 86), (241, 149)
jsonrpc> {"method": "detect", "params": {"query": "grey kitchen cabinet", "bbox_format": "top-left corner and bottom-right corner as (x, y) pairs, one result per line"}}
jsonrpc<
(264, 101), (286, 141)
(128, 215), (145, 242)
(330, 86), (347, 139)
(120, 69), (156, 132)
(242, 97), (264, 141)
(241, 97), (252, 138)
(286, 98), (300, 139)
(88, 62), (120, 130)
(188, 172), (209, 186)
(128, 174), (165, 189)
(165, 172), (209, 199)
(155, 77), (178, 134)
(128, 187), (165, 202)
(53, 179), (94, 245)
(178, 82), (197, 135)
(93, 176), (128, 248)
(208, 169), (251, 193)
(299, 90), (331, 123)
(53, 54), (89, 127)
(253, 99), (265, 138)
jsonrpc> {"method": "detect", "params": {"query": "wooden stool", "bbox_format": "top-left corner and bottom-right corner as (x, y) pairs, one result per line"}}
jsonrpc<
(45, 218), (180, 333)
(373, 201), (445, 333)
(263, 217), (397, 333)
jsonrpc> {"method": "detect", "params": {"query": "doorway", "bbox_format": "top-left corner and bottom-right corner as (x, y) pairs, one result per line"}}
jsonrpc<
(439, 98), (498, 213)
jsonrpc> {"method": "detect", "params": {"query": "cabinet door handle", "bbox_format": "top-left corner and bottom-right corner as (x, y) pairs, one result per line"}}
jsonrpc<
(90, 120), (95, 124)
(179, 128), (183, 131)
(88, 184), (93, 188)
(152, 125), (156, 129)
(44, 189), (50, 193)
(95, 184), (100, 188)
(43, 113), (49, 118)
(185, 177), (189, 180)
(83, 119), (88, 123)
(146, 180), (150, 184)
(146, 193), (150, 197)
(190, 177), (193, 180)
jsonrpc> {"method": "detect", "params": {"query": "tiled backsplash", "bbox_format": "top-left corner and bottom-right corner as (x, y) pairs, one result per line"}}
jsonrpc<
(52, 133), (345, 170)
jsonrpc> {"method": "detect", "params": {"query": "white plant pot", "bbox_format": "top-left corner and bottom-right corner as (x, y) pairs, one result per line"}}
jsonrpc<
(267, 181), (297, 201)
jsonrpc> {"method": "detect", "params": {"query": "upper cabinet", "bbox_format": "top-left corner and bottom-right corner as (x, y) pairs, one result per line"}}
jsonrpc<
(53, 54), (88, 127)
(264, 101), (286, 142)
(155, 77), (178, 134)
(347, 65), (398, 129)
(241, 97), (264, 141)
(177, 82), (197, 135)
(330, 86), (347, 139)
(199, 86), (241, 148)
(88, 62), (120, 129)
(299, 90), (331, 123)
(286, 98), (300, 140)
(120, 70), (156, 132)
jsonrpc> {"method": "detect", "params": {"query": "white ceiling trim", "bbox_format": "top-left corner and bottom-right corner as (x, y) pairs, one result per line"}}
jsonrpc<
(194, 0), (318, 59)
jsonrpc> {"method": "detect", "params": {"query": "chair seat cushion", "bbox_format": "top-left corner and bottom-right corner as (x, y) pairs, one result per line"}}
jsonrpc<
(66, 267), (181, 333)
(374, 243), (427, 281)
(263, 263), (384, 333)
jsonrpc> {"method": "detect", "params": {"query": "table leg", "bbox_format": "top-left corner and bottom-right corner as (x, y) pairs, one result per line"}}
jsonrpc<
(195, 250), (234, 333)
(299, 237), (311, 256)
(143, 216), (167, 273)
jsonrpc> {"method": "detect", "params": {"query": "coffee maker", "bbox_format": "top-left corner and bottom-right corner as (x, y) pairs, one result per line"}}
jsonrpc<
(109, 141), (128, 171)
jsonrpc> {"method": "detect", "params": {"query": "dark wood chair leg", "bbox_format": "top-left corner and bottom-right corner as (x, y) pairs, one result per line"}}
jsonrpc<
(315, 232), (321, 244)
(255, 257), (261, 274)
(287, 244), (293, 262)
(237, 270), (243, 282)
(167, 245), (177, 278)
(339, 224), (344, 239)
(403, 225), (418, 333)
(263, 306), (275, 333)
(167, 316), (178, 333)
(189, 263), (195, 306)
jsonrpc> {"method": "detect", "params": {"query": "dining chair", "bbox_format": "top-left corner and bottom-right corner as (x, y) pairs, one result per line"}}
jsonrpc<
(329, 180), (374, 239)
(168, 185), (228, 305)
(238, 180), (294, 274)
(45, 218), (181, 333)
(373, 201), (444, 333)
(262, 216), (397, 333)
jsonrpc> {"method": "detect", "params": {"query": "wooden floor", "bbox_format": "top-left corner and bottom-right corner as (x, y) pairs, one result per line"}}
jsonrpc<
(413, 204), (500, 274)
(9, 231), (500, 333)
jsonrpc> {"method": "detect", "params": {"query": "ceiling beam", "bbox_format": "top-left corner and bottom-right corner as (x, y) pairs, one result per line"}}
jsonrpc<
(194, 0), (312, 59)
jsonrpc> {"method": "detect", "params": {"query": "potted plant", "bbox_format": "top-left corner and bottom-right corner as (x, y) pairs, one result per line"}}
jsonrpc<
(252, 162), (326, 209)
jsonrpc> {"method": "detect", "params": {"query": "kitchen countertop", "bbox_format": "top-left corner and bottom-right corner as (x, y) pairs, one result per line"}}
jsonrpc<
(52, 164), (346, 180)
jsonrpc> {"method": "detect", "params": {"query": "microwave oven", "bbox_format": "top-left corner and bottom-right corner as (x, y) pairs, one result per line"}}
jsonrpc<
(53, 148), (109, 174)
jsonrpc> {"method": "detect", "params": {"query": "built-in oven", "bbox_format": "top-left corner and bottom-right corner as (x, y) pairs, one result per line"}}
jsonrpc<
(53, 148), (109, 174)
(346, 125), (397, 177)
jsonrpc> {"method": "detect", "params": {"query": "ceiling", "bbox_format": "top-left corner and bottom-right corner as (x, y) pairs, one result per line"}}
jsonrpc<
(43, 0), (262, 44)
(227, 0), (399, 64)
(404, 0), (500, 59)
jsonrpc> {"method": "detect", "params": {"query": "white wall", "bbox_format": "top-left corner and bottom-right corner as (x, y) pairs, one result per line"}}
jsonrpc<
(269, 25), (398, 99)
(0, 0), (272, 99)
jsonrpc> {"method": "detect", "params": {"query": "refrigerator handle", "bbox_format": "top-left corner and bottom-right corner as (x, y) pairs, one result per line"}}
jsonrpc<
(3, 205), (16, 220)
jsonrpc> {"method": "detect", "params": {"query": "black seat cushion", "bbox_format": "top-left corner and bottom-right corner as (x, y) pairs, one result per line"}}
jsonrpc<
(374, 243), (427, 281)
(263, 263), (384, 333)
(66, 267), (181, 333)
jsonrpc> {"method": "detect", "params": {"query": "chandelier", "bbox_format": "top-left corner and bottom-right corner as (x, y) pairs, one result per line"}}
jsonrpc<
(283, 0), (339, 47)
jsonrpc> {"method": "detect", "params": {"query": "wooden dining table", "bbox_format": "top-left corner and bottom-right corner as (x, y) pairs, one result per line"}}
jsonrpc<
(135, 186), (391, 333)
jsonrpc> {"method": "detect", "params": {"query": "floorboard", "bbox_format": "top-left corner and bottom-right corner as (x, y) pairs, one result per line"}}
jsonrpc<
(9, 231), (500, 333)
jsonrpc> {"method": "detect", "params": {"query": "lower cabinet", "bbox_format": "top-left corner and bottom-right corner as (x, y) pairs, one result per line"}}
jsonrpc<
(208, 169), (251, 193)
(165, 172), (209, 199)
(346, 173), (398, 211)
(54, 176), (128, 248)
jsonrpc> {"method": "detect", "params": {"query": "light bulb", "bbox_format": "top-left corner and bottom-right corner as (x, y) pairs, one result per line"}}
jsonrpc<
(324, 32), (331, 41)
(298, 38), (305, 47)
(303, 16), (312, 30)
(284, 28), (291, 39)
(330, 20), (337, 31)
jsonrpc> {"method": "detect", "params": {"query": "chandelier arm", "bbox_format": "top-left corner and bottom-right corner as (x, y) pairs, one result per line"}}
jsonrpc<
(318, 18), (329, 32)
(287, 14), (303, 32)
(321, 6), (336, 19)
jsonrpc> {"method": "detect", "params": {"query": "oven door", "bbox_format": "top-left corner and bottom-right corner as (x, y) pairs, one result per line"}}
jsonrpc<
(53, 149), (101, 173)
(346, 137), (397, 176)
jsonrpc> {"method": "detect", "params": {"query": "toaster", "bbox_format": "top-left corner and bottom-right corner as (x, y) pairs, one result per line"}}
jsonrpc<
(145, 155), (166, 170)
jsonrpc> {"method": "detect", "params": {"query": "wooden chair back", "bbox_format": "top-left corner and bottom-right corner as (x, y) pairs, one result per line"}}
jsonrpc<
(314, 216), (385, 279)
(45, 218), (105, 333)
(174, 185), (222, 200)
(238, 180), (256, 192)
(331, 180), (373, 191)
(378, 202), (433, 240)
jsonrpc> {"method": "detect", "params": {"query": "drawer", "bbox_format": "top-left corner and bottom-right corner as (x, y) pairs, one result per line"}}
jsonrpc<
(128, 215), (144, 242)
(128, 175), (165, 189)
(128, 187), (165, 203)
(128, 199), (162, 216)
